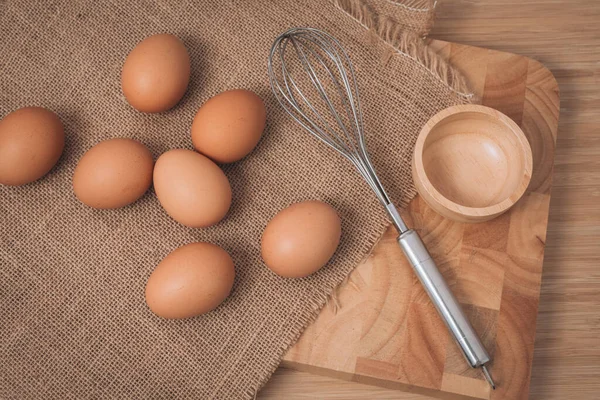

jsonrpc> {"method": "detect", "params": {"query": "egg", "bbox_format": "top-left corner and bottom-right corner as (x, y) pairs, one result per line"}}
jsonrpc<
(0, 107), (64, 186)
(145, 242), (235, 319)
(121, 34), (191, 113)
(261, 201), (342, 278)
(191, 89), (266, 163)
(73, 138), (153, 209)
(153, 149), (231, 228)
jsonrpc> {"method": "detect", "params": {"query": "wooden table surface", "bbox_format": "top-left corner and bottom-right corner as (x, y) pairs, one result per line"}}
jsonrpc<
(259, 1), (600, 399)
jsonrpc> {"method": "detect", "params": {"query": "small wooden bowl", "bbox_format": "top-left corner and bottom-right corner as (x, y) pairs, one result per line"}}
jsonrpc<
(412, 105), (532, 223)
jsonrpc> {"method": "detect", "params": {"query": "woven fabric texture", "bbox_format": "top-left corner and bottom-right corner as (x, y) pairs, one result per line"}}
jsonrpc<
(367, 0), (438, 37)
(0, 0), (470, 398)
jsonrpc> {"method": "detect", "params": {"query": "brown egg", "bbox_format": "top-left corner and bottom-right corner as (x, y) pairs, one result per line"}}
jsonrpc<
(73, 138), (153, 209)
(261, 201), (342, 278)
(0, 107), (64, 186)
(145, 242), (235, 319)
(121, 34), (190, 113)
(191, 89), (266, 163)
(153, 149), (231, 228)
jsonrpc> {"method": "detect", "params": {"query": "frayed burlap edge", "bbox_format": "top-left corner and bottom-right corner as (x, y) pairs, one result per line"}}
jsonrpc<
(249, 1), (474, 397)
(386, 0), (438, 12)
(373, 0), (439, 38)
(335, 0), (475, 100)
(245, 223), (389, 399)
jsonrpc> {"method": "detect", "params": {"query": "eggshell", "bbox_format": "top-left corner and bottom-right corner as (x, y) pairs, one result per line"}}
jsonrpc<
(0, 107), (64, 186)
(153, 149), (231, 228)
(261, 201), (342, 278)
(121, 34), (190, 113)
(145, 242), (235, 319)
(73, 138), (153, 209)
(191, 89), (266, 163)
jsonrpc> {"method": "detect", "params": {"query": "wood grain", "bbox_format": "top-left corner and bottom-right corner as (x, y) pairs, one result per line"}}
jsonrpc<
(280, 39), (555, 400)
(260, 1), (600, 399)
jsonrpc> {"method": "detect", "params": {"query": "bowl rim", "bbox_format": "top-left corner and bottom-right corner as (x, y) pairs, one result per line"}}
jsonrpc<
(413, 104), (533, 217)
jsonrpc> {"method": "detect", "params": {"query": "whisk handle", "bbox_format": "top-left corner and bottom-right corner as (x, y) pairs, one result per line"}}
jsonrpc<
(398, 229), (491, 370)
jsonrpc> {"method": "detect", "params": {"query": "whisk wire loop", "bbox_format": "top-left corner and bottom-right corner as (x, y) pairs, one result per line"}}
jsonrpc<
(268, 27), (399, 214)
(293, 36), (359, 156)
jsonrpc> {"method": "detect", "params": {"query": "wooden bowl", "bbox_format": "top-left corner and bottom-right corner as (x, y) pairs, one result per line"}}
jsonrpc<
(412, 105), (532, 223)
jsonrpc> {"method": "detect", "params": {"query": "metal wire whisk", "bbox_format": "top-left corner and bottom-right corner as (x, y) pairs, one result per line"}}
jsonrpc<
(268, 27), (407, 230)
(268, 27), (496, 389)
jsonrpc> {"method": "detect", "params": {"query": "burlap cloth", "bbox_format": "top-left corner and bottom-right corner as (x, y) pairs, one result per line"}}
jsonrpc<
(0, 1), (472, 398)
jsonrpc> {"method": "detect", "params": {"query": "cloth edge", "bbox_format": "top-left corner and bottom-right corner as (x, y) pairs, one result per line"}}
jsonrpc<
(334, 0), (474, 100)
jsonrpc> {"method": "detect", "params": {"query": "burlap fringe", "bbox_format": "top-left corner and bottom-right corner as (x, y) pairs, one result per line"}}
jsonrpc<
(334, 0), (474, 100)
(246, 221), (389, 399)
(386, 0), (438, 39)
(386, 0), (438, 12)
(326, 263), (367, 315)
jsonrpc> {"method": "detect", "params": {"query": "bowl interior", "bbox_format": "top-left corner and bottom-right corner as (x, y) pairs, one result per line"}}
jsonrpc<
(422, 111), (526, 209)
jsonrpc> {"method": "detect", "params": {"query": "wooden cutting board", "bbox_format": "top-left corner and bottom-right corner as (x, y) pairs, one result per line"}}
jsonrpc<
(283, 39), (559, 400)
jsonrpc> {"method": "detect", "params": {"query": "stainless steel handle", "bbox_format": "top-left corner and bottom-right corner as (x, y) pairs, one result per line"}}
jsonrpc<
(398, 229), (492, 372)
